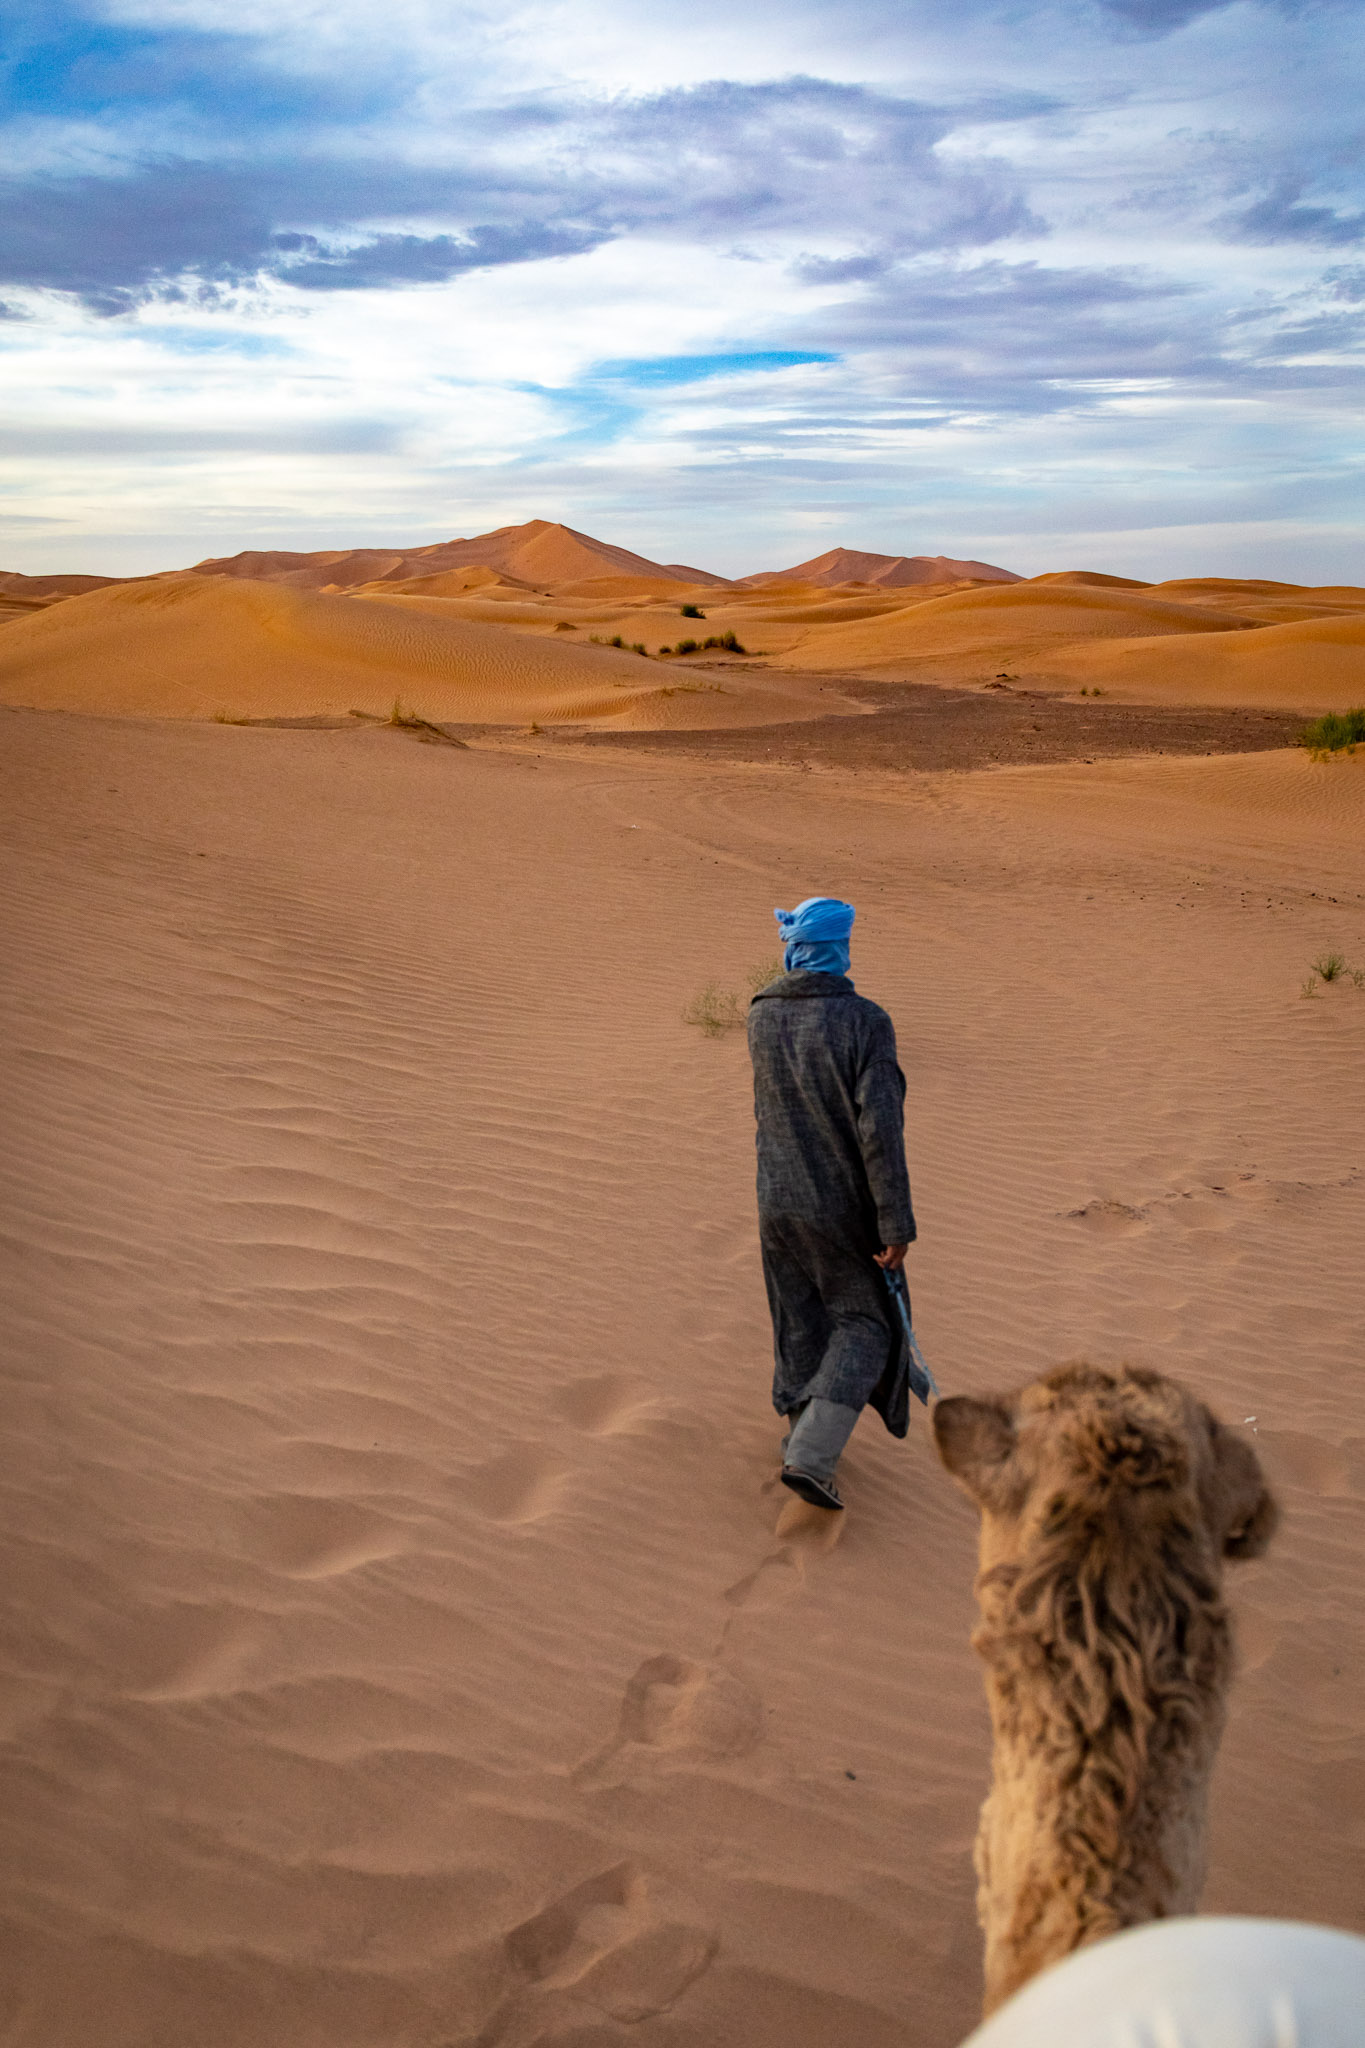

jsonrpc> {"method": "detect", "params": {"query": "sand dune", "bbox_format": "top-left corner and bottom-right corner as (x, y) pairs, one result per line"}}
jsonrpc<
(2, 712), (1361, 2048)
(8, 542), (1363, 722)
(1152, 578), (1349, 601)
(1028, 570), (1152, 590)
(0, 569), (127, 600)
(1049, 611), (1365, 711)
(191, 520), (736, 593)
(0, 574), (845, 729)
(744, 547), (1020, 589)
(356, 566), (541, 598)
(1145, 581), (1365, 626)
(544, 574), (710, 602)
(1, 569), (130, 624)
(778, 580), (1263, 673)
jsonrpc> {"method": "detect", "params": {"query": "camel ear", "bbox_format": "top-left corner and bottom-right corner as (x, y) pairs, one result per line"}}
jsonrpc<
(1210, 1424), (1278, 1560)
(934, 1397), (1016, 1509)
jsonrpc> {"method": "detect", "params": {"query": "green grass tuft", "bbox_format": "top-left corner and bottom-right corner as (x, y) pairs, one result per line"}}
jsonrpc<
(1301, 707), (1365, 757)
(1312, 950), (1348, 982)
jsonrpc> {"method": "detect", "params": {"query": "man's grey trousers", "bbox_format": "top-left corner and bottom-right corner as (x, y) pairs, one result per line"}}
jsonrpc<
(782, 1396), (861, 1482)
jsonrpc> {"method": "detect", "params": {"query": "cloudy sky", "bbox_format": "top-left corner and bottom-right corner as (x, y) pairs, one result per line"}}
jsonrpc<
(2, 0), (1361, 578)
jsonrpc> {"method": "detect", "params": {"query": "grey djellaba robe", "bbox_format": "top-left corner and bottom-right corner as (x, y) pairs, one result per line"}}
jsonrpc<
(747, 970), (917, 1437)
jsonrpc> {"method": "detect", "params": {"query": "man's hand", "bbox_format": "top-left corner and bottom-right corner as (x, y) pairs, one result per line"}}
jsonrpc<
(874, 1242), (909, 1271)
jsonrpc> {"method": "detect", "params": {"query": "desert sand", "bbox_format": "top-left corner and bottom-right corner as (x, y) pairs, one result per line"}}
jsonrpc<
(0, 575), (852, 730)
(2, 674), (1363, 2046)
(4, 523), (1360, 725)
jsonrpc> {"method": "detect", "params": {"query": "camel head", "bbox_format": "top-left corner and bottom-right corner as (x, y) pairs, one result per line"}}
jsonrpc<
(934, 1365), (1277, 2016)
(932, 1363), (1277, 1584)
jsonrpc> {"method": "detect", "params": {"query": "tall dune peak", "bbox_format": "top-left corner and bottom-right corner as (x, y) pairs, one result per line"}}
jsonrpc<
(742, 547), (1022, 590)
(187, 520), (735, 593)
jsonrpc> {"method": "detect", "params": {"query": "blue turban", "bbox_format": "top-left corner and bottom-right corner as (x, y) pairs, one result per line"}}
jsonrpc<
(775, 896), (855, 978)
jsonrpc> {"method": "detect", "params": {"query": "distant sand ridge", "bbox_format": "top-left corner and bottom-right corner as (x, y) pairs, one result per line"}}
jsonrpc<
(0, 575), (850, 729)
(1, 519), (1361, 724)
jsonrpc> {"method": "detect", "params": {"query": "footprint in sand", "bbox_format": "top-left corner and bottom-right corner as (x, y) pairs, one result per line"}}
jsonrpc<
(724, 1549), (804, 1611)
(505, 1862), (715, 2023)
(723, 1491), (847, 1610)
(616, 1654), (763, 1758)
(773, 1495), (846, 1549)
(464, 1448), (569, 1524)
(1064, 1199), (1149, 1237)
(1164, 1186), (1243, 1233)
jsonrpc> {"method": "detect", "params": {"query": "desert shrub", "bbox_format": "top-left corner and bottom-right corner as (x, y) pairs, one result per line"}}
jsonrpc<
(672, 637), (700, 655)
(680, 602), (705, 618)
(1301, 708), (1365, 757)
(1313, 950), (1348, 982)
(682, 984), (745, 1037)
(389, 697), (421, 726)
(631, 641), (648, 655)
(1300, 978), (1320, 999)
(745, 957), (785, 993)
(702, 631), (746, 653)
(685, 961), (787, 1034)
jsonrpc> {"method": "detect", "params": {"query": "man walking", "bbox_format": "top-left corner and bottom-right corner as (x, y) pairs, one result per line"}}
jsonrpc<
(747, 896), (916, 1511)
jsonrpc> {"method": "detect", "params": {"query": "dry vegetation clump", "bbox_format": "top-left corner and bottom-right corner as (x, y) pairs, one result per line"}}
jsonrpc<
(682, 984), (745, 1037)
(344, 703), (468, 747)
(684, 960), (787, 1035)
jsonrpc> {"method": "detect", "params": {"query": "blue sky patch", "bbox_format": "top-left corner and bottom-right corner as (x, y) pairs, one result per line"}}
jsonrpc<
(596, 352), (838, 386)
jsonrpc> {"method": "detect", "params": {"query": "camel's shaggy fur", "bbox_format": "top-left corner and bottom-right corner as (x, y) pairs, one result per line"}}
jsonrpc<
(934, 1363), (1277, 2016)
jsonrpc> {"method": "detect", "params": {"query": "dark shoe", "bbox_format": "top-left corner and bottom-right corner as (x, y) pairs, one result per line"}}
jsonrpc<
(780, 1467), (844, 1511)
